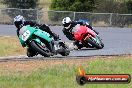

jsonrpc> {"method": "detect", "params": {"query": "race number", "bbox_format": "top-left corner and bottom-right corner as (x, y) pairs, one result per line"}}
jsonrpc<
(22, 30), (30, 41)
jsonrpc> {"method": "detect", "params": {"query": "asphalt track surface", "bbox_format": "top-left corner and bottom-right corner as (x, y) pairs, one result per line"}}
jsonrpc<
(0, 25), (132, 58)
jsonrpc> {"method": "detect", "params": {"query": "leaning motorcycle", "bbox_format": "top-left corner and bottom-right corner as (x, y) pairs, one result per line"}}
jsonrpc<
(73, 25), (104, 49)
(18, 25), (70, 57)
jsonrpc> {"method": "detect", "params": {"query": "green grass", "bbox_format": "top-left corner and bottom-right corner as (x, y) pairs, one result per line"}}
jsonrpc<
(0, 36), (26, 56)
(0, 37), (131, 88)
(0, 56), (131, 88)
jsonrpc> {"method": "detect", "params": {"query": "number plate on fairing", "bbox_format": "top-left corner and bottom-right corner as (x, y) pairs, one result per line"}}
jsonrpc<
(22, 30), (30, 41)
(19, 26), (31, 41)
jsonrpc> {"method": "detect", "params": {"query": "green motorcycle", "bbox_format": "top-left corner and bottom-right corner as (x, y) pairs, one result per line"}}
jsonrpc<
(19, 25), (70, 57)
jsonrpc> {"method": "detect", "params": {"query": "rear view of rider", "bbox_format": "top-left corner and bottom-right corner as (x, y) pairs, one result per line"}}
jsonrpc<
(62, 17), (98, 49)
(14, 15), (59, 56)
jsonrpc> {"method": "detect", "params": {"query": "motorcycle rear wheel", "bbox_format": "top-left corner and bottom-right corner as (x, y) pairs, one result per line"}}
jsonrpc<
(58, 43), (70, 56)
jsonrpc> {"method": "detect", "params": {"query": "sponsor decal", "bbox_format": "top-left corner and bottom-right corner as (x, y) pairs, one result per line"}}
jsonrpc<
(76, 66), (131, 85)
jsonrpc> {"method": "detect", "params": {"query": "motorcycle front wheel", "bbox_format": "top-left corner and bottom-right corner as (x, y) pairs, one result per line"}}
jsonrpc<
(30, 41), (51, 57)
(86, 37), (104, 49)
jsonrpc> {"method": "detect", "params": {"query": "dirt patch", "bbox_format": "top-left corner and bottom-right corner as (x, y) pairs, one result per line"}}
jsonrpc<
(0, 55), (131, 75)
(0, 57), (95, 75)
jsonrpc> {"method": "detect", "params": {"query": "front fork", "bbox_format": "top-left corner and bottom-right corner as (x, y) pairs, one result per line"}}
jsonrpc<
(83, 34), (99, 47)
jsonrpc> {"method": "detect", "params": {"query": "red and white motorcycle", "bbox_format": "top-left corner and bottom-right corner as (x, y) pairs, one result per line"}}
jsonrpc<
(73, 24), (104, 49)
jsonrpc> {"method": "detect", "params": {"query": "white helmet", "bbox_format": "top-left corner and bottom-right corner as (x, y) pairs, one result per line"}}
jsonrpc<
(62, 17), (72, 29)
(14, 15), (25, 29)
(62, 17), (71, 24)
(14, 15), (25, 23)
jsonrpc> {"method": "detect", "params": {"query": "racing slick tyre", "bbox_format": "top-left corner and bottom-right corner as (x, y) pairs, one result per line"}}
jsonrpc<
(86, 37), (104, 49)
(30, 41), (51, 57)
